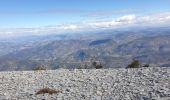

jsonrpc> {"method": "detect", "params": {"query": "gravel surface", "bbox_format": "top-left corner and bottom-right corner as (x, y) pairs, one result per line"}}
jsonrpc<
(0, 67), (170, 100)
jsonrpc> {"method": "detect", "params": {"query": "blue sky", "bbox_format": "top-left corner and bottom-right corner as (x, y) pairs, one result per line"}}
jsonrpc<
(0, 0), (170, 28)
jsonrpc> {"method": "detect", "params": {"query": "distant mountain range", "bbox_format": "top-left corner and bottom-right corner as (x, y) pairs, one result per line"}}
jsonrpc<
(0, 27), (170, 71)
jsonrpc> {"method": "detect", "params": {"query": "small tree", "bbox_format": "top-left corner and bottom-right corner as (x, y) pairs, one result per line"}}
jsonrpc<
(127, 60), (141, 68)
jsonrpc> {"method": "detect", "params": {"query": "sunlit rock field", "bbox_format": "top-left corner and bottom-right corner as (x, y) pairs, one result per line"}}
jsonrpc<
(0, 67), (169, 100)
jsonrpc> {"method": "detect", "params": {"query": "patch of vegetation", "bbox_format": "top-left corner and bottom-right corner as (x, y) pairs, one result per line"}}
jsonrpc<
(143, 64), (149, 67)
(126, 60), (141, 68)
(36, 87), (61, 95)
(95, 64), (103, 69)
(33, 65), (47, 71)
(92, 61), (103, 69)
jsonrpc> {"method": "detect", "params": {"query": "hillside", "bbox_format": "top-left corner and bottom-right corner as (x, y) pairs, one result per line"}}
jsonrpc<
(1, 27), (170, 71)
(0, 67), (169, 99)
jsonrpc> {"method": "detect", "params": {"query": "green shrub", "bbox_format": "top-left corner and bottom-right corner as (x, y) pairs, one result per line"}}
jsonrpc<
(127, 60), (141, 68)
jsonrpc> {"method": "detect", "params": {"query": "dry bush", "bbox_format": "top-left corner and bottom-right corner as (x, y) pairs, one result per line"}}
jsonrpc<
(33, 65), (47, 71)
(143, 64), (149, 67)
(92, 61), (103, 69)
(95, 64), (103, 69)
(36, 87), (61, 95)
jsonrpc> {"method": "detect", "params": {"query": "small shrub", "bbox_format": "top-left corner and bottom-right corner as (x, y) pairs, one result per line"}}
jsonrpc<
(33, 65), (47, 71)
(36, 87), (61, 95)
(77, 66), (82, 69)
(92, 61), (103, 69)
(127, 60), (141, 68)
(83, 64), (88, 69)
(92, 62), (97, 66)
(95, 64), (103, 69)
(143, 64), (149, 67)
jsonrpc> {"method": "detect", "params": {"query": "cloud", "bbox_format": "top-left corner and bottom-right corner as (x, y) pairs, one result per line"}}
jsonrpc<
(140, 12), (170, 24)
(62, 25), (78, 30)
(116, 15), (136, 22)
(1, 12), (170, 37)
(84, 14), (136, 29)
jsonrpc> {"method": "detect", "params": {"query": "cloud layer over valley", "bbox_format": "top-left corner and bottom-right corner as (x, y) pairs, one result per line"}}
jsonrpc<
(0, 12), (170, 38)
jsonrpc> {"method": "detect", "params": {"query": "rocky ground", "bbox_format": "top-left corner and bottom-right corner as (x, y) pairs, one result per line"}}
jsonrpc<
(0, 67), (170, 100)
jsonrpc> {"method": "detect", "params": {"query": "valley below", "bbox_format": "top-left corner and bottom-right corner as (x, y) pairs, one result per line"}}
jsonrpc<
(1, 27), (170, 71)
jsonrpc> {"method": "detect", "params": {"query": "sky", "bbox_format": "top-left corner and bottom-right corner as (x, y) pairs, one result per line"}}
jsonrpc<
(0, 0), (170, 37)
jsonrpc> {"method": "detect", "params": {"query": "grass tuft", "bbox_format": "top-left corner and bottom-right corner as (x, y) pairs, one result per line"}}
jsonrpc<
(36, 87), (61, 95)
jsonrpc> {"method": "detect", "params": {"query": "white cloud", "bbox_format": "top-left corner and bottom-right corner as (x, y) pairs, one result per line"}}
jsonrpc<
(116, 14), (136, 22)
(1, 12), (170, 37)
(136, 12), (170, 25)
(63, 25), (78, 30)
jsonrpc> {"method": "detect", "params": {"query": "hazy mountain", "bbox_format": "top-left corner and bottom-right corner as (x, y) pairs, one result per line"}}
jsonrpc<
(0, 27), (170, 71)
